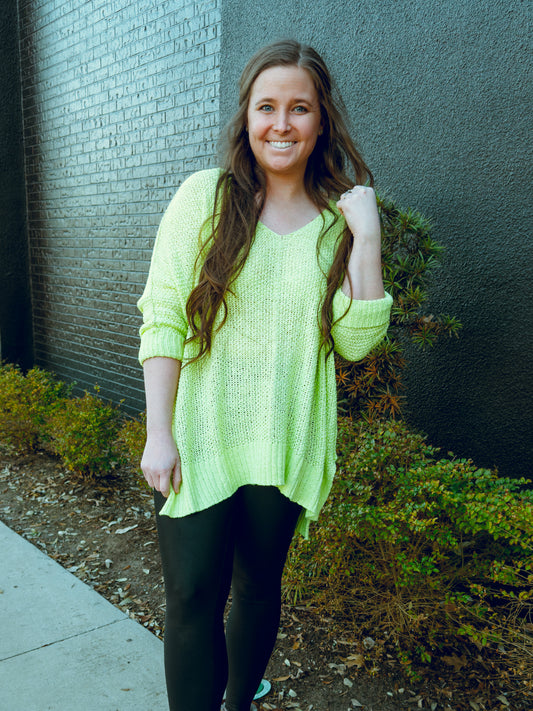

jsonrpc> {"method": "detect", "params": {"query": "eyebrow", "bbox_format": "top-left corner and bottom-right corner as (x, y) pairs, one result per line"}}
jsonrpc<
(253, 97), (315, 107)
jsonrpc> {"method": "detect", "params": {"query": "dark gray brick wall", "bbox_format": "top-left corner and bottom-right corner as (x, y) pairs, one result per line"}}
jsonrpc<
(18, 0), (220, 412)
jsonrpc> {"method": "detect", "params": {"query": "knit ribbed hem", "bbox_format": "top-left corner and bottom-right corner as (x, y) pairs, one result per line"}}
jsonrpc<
(138, 327), (185, 365)
(158, 441), (335, 539)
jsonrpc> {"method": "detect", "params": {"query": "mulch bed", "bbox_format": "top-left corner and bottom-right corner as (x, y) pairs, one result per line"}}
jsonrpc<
(1, 449), (530, 711)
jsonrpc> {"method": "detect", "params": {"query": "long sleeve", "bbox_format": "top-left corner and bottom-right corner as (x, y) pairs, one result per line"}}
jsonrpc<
(137, 170), (219, 364)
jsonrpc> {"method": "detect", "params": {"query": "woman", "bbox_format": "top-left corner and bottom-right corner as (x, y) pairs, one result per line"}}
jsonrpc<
(138, 39), (392, 711)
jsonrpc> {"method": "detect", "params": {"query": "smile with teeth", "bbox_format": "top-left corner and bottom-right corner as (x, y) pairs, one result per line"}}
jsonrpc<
(268, 141), (296, 149)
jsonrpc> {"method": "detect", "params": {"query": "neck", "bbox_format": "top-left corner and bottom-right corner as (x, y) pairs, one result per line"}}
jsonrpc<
(263, 173), (308, 204)
(258, 173), (322, 235)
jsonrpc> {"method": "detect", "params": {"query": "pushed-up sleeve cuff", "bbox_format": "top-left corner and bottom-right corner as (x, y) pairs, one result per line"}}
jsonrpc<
(138, 325), (186, 365)
(332, 290), (393, 361)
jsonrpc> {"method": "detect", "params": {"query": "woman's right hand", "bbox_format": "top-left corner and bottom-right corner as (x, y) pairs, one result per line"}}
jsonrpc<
(140, 430), (182, 498)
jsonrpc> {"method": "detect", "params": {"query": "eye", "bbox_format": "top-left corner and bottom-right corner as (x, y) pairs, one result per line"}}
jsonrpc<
(293, 105), (309, 113)
(259, 104), (274, 112)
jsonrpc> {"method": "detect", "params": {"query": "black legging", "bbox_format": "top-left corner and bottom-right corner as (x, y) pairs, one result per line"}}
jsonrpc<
(154, 485), (302, 711)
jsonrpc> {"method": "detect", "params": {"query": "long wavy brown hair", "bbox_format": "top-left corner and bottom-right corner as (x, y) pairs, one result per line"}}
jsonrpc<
(185, 39), (373, 363)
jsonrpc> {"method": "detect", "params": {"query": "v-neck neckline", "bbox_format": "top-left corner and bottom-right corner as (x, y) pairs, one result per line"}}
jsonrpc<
(257, 202), (336, 237)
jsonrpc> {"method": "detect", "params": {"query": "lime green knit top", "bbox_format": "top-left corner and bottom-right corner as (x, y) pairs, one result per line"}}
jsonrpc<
(138, 169), (392, 537)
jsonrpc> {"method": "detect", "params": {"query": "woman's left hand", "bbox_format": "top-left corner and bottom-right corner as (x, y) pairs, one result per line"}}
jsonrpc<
(336, 186), (381, 246)
(337, 186), (385, 300)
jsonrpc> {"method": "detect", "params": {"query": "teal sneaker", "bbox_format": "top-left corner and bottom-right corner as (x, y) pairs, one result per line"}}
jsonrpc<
(253, 679), (271, 700)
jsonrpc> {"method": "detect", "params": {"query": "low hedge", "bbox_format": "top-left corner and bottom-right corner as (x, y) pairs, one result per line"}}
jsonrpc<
(284, 417), (533, 682)
(0, 363), (143, 478)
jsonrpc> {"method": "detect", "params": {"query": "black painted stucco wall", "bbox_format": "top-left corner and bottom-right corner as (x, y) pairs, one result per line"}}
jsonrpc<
(0, 0), (32, 367)
(220, 0), (532, 477)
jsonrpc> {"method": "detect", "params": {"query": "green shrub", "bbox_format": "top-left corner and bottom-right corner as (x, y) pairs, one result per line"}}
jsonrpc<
(47, 389), (123, 476)
(0, 363), (70, 452)
(284, 417), (533, 678)
(116, 411), (147, 484)
(336, 197), (462, 419)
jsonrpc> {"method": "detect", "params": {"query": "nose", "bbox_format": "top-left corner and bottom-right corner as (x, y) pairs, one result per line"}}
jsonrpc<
(273, 110), (290, 133)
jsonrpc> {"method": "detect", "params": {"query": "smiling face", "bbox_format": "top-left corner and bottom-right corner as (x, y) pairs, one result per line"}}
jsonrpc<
(246, 65), (322, 184)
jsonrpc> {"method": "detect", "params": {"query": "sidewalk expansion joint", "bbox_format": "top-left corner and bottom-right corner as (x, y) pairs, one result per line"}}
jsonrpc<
(0, 616), (131, 662)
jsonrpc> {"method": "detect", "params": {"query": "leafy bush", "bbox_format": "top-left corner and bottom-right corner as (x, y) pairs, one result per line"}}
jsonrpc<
(0, 363), (140, 478)
(336, 197), (462, 419)
(284, 417), (533, 680)
(117, 411), (147, 484)
(47, 389), (123, 476)
(0, 363), (70, 452)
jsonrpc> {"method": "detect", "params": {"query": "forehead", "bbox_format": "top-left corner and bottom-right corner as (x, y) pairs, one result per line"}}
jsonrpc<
(249, 65), (318, 102)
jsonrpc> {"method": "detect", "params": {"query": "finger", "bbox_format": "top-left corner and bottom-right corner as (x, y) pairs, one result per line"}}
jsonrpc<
(159, 472), (171, 498)
(172, 460), (182, 495)
(338, 187), (362, 204)
(346, 185), (373, 197)
(142, 466), (154, 490)
(144, 467), (169, 497)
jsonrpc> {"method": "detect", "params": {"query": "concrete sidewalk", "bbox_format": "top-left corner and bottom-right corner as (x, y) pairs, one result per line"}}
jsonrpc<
(0, 521), (168, 710)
